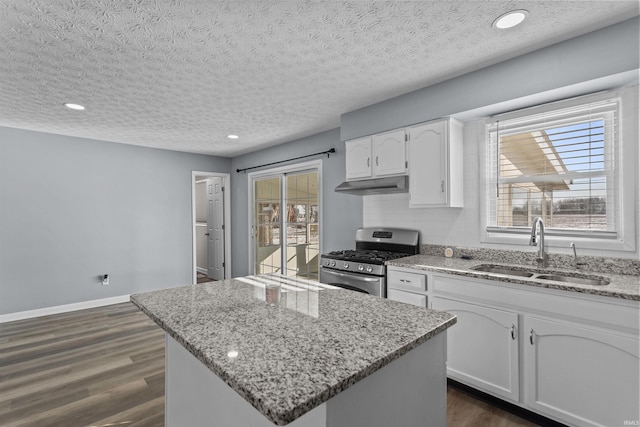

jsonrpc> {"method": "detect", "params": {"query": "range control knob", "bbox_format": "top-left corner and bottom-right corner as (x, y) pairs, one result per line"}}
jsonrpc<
(358, 265), (364, 271)
(330, 260), (336, 267)
(343, 263), (349, 269)
(324, 260), (330, 266)
(366, 266), (373, 273)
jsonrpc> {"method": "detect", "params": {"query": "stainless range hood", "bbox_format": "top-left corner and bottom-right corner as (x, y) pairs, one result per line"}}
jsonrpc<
(334, 176), (408, 195)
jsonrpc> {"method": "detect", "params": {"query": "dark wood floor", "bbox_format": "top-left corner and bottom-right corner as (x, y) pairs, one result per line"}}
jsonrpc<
(0, 302), (541, 426)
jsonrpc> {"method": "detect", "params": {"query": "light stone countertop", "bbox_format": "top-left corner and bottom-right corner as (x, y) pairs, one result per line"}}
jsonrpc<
(130, 274), (456, 426)
(387, 254), (640, 301)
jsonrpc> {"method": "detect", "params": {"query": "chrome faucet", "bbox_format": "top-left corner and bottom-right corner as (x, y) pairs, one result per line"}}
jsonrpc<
(529, 217), (547, 268)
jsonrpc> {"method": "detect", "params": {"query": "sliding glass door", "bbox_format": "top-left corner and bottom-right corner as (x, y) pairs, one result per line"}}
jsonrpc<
(250, 162), (320, 280)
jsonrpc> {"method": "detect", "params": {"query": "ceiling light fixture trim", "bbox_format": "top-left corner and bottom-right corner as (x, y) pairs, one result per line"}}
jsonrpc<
(492, 10), (529, 29)
(227, 134), (239, 139)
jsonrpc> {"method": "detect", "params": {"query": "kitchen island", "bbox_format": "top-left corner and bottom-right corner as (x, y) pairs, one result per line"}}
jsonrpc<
(131, 274), (456, 426)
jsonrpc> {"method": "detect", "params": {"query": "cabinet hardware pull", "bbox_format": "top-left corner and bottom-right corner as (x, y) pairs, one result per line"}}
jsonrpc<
(529, 329), (535, 345)
(367, 157), (370, 167)
(441, 180), (445, 192)
(511, 325), (517, 340)
(400, 279), (411, 283)
(376, 156), (379, 166)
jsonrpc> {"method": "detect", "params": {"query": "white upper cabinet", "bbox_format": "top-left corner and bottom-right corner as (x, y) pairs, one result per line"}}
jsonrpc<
(371, 129), (407, 177)
(407, 118), (463, 207)
(345, 130), (406, 181)
(345, 136), (372, 180)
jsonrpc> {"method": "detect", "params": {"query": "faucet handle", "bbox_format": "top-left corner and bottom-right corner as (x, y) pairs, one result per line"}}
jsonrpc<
(570, 243), (586, 268)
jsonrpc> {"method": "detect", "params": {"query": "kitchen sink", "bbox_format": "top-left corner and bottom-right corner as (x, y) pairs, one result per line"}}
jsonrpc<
(536, 274), (610, 286)
(471, 264), (610, 286)
(471, 264), (535, 278)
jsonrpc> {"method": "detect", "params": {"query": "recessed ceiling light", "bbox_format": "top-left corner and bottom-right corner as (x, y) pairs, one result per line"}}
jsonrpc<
(227, 134), (239, 139)
(492, 10), (528, 29)
(63, 103), (85, 110)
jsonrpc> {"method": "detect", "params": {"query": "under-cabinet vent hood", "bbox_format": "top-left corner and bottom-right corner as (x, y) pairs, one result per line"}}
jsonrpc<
(335, 176), (408, 195)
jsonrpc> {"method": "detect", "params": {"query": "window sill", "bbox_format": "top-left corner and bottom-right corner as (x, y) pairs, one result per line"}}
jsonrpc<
(482, 230), (635, 254)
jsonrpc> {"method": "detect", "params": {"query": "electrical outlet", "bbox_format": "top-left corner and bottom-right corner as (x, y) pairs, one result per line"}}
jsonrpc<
(101, 274), (109, 286)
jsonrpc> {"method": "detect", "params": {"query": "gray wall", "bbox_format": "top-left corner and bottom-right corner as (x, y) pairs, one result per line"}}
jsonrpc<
(230, 129), (362, 277)
(341, 17), (640, 140)
(0, 127), (230, 314)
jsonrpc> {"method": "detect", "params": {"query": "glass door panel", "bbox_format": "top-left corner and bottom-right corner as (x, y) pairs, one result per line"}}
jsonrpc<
(251, 168), (319, 280)
(285, 172), (319, 280)
(254, 176), (282, 275)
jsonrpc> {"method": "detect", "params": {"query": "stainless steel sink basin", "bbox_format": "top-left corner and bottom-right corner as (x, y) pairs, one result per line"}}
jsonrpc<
(536, 274), (610, 286)
(471, 264), (610, 286)
(471, 264), (535, 278)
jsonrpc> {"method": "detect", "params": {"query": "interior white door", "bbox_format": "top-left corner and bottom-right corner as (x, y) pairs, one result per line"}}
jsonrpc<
(207, 177), (225, 280)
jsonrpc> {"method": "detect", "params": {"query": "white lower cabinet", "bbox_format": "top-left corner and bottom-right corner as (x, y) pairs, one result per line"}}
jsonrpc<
(431, 297), (519, 403)
(387, 267), (428, 308)
(524, 316), (640, 427)
(428, 272), (640, 427)
(388, 288), (427, 307)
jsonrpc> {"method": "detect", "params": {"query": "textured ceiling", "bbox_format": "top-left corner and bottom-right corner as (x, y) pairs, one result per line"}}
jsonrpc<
(0, 1), (638, 157)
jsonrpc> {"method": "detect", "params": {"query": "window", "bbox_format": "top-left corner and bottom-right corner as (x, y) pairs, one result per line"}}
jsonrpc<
(486, 97), (620, 240)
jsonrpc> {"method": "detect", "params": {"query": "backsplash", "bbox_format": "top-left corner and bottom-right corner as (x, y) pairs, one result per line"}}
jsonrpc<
(420, 244), (640, 276)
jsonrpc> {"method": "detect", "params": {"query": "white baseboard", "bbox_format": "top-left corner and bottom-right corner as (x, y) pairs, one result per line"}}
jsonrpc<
(0, 295), (131, 323)
(196, 267), (207, 274)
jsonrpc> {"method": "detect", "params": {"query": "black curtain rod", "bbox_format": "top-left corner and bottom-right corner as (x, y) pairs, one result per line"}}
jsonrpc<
(236, 148), (336, 173)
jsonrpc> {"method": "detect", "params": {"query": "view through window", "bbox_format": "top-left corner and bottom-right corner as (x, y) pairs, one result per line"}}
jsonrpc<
(487, 99), (618, 235)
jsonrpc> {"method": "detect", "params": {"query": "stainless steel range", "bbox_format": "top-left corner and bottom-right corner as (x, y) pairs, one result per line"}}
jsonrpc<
(319, 227), (420, 297)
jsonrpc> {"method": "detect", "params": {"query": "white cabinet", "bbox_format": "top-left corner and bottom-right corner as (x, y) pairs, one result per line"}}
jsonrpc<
(429, 271), (640, 426)
(387, 267), (428, 308)
(345, 136), (372, 180)
(407, 118), (463, 207)
(524, 316), (640, 426)
(345, 130), (406, 181)
(371, 130), (407, 177)
(431, 297), (519, 403)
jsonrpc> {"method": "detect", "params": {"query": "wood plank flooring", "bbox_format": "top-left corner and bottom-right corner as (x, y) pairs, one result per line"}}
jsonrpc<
(1, 302), (543, 426)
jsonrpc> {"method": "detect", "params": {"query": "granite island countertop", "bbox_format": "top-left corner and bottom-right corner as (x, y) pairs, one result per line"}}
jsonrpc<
(130, 274), (456, 425)
(387, 254), (640, 301)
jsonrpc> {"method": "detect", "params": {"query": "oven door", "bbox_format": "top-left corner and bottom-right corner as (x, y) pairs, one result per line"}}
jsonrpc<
(319, 267), (385, 297)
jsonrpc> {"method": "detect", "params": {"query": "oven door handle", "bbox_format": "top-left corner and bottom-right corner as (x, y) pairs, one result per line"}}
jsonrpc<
(322, 269), (380, 282)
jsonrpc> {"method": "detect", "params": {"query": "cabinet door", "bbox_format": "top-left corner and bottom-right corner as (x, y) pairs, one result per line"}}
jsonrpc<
(407, 121), (447, 206)
(372, 130), (406, 177)
(524, 316), (640, 427)
(345, 137), (372, 180)
(388, 289), (427, 308)
(432, 297), (520, 403)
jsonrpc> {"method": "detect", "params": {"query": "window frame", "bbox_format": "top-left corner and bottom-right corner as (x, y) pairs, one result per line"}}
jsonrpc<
(479, 88), (637, 254)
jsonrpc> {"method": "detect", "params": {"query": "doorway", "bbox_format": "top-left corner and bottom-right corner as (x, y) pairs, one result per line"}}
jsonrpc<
(248, 161), (321, 280)
(192, 172), (231, 284)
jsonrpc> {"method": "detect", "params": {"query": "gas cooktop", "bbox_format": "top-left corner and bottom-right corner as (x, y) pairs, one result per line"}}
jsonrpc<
(323, 249), (410, 265)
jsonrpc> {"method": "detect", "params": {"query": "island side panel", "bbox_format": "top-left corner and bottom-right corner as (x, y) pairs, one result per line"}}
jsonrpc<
(165, 334), (328, 427)
(325, 331), (447, 427)
(165, 331), (448, 427)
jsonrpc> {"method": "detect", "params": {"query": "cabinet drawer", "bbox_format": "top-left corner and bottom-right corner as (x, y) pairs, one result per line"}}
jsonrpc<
(387, 270), (427, 292)
(388, 289), (427, 308)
